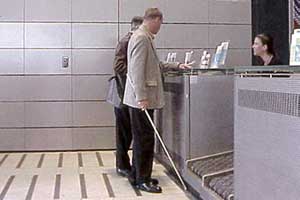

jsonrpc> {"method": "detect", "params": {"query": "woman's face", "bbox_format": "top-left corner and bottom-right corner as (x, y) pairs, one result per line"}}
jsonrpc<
(252, 37), (267, 56)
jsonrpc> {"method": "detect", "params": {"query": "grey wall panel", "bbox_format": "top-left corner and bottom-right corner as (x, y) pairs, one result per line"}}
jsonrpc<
(121, 0), (243, 24)
(119, 0), (165, 22)
(72, 75), (109, 101)
(235, 77), (300, 200)
(24, 76), (71, 101)
(25, 0), (71, 22)
(25, 50), (71, 74)
(72, 50), (113, 74)
(72, 127), (115, 149)
(121, 0), (209, 23)
(72, 0), (118, 22)
(0, 103), (24, 128)
(0, 76), (24, 101)
(0, 0), (24, 21)
(25, 102), (72, 127)
(119, 23), (167, 51)
(0, 23), (23, 48)
(73, 102), (114, 126)
(72, 23), (117, 48)
(209, 0), (251, 24)
(25, 23), (71, 48)
(0, 129), (25, 151)
(209, 25), (251, 48)
(160, 24), (209, 49)
(0, 0), (252, 151)
(226, 49), (252, 67)
(25, 128), (72, 150)
(119, 24), (131, 42)
(164, 0), (209, 23)
(235, 106), (300, 200)
(0, 50), (24, 74)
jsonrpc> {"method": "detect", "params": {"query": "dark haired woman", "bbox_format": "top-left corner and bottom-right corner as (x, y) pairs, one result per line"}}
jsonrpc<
(252, 33), (282, 65)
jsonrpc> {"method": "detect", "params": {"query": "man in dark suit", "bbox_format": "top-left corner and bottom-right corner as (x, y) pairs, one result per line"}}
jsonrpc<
(113, 16), (143, 178)
(123, 8), (191, 193)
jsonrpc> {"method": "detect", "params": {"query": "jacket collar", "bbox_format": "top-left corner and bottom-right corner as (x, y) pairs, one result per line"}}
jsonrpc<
(139, 24), (160, 61)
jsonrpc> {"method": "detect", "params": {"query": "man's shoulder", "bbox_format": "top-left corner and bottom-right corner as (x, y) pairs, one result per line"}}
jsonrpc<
(131, 30), (148, 42)
(119, 32), (132, 45)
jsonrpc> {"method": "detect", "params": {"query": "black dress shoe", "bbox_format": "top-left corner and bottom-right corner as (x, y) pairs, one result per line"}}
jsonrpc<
(116, 168), (130, 177)
(129, 178), (158, 186)
(136, 182), (162, 193)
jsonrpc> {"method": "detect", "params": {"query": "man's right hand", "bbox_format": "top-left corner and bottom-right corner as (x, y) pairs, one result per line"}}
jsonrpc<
(138, 100), (149, 110)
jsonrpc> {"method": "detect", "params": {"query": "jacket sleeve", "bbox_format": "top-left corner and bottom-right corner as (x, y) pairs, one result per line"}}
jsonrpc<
(159, 61), (180, 73)
(113, 37), (129, 75)
(128, 36), (149, 101)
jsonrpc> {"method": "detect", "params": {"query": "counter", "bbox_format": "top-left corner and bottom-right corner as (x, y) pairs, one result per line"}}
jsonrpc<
(155, 66), (300, 200)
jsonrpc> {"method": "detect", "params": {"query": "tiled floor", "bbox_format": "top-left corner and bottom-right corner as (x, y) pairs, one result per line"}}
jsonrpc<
(0, 151), (192, 200)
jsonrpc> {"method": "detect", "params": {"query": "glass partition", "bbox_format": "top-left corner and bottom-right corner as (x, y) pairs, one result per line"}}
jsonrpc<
(165, 65), (300, 76)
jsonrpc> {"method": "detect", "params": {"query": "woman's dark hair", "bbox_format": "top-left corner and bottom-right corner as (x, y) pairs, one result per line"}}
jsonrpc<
(256, 33), (275, 55)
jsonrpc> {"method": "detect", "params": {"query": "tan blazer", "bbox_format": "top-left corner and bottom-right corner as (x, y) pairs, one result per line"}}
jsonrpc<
(123, 25), (179, 109)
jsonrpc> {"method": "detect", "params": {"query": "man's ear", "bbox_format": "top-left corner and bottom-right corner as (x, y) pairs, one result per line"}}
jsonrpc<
(154, 17), (162, 23)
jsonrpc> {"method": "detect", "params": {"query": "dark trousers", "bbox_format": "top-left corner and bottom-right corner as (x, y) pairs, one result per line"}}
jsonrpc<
(114, 106), (132, 171)
(128, 107), (154, 184)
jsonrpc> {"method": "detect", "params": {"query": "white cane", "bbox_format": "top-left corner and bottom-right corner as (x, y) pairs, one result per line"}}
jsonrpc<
(144, 109), (187, 191)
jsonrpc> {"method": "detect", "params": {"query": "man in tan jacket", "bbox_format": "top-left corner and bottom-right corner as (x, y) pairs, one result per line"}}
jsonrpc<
(123, 8), (191, 193)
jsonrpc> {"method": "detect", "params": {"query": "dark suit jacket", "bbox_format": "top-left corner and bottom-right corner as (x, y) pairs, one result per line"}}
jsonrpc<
(113, 32), (133, 101)
(268, 56), (283, 65)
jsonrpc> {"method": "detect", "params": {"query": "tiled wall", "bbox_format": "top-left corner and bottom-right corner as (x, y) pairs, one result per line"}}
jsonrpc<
(0, 0), (251, 151)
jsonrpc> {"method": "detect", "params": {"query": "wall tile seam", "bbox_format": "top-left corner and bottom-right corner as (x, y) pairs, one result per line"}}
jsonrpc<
(70, 0), (74, 135)
(119, 22), (251, 26)
(0, 126), (115, 129)
(117, 0), (120, 42)
(0, 47), (252, 51)
(156, 48), (251, 50)
(0, 74), (112, 76)
(23, 0), (26, 150)
(0, 48), (116, 50)
(0, 21), (251, 25)
(0, 100), (109, 102)
(0, 21), (119, 24)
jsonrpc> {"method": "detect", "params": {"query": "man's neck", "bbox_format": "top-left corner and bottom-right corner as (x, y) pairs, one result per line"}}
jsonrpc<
(141, 24), (155, 39)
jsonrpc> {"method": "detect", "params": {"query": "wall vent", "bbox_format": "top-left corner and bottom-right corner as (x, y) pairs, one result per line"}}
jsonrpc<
(238, 89), (300, 117)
